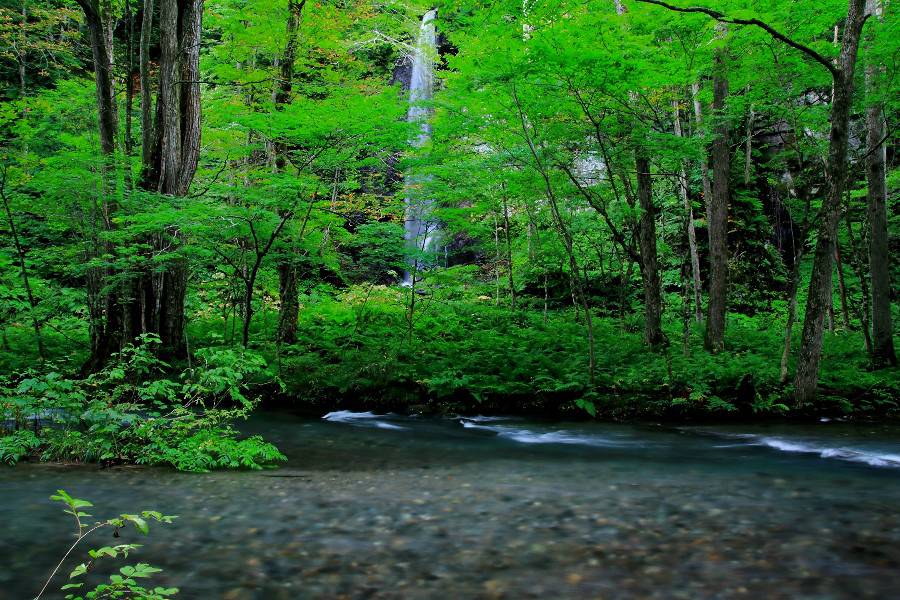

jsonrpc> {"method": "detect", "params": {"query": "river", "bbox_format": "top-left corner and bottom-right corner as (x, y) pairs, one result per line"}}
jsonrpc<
(2, 412), (899, 599)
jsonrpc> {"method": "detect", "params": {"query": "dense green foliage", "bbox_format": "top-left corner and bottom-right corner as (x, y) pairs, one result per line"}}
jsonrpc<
(2, 335), (285, 470)
(273, 281), (897, 417)
(0, 0), (898, 469)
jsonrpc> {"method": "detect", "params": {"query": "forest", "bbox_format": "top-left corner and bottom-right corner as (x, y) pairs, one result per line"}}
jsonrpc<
(0, 0), (898, 598)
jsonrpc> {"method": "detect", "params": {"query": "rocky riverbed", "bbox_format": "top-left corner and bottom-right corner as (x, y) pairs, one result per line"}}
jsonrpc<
(2, 413), (899, 599)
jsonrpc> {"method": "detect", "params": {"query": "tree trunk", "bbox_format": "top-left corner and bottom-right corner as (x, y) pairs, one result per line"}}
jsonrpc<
(705, 55), (729, 353)
(274, 0), (306, 345)
(691, 81), (713, 207)
(844, 212), (875, 358)
(834, 243), (851, 329)
(127, 0), (204, 361)
(673, 97), (702, 323)
(636, 154), (666, 346)
(0, 170), (44, 360)
(124, 0), (136, 160)
(502, 194), (516, 310)
(865, 1), (896, 366)
(794, 0), (868, 404)
(140, 0), (155, 161)
(17, 2), (27, 97)
(77, 0), (125, 370)
(779, 253), (803, 384)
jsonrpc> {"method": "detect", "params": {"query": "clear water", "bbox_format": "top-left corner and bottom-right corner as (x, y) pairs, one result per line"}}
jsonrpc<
(3, 412), (900, 599)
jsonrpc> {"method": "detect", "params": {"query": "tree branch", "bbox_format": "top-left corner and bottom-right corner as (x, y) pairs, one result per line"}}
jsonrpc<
(633, 0), (840, 80)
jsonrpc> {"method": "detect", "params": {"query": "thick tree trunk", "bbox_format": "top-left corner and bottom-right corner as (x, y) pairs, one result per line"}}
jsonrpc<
(125, 0), (204, 361)
(636, 154), (666, 346)
(274, 0), (306, 345)
(794, 0), (868, 404)
(705, 60), (729, 353)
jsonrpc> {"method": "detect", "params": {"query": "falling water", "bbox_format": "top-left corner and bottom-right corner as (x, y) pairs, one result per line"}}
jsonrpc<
(402, 9), (438, 286)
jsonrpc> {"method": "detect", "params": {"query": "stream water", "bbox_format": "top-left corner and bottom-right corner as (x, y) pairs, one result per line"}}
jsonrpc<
(2, 412), (900, 599)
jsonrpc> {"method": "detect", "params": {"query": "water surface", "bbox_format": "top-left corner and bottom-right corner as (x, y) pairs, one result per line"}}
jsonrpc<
(2, 412), (899, 599)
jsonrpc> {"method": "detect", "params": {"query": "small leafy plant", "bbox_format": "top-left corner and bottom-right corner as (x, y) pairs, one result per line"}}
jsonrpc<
(36, 489), (178, 600)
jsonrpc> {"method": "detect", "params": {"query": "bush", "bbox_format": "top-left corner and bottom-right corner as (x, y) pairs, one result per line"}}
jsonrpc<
(0, 335), (286, 471)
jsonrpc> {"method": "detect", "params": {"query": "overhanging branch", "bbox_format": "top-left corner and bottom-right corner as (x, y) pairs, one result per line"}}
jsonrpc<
(633, 0), (840, 80)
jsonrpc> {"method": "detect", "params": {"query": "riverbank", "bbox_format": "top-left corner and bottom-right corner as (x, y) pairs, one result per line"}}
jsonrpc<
(265, 287), (898, 420)
(2, 286), (896, 424)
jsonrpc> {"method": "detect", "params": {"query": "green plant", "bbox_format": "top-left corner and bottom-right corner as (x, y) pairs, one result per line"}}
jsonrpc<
(36, 489), (177, 600)
(0, 336), (286, 471)
(0, 428), (40, 464)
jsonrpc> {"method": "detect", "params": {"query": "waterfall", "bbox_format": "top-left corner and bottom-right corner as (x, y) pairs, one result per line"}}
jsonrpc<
(402, 9), (438, 286)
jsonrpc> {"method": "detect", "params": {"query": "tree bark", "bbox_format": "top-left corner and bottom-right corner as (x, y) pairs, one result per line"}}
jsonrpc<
(865, 0), (896, 366)
(140, 0), (155, 162)
(636, 154), (666, 346)
(794, 0), (868, 404)
(779, 256), (803, 384)
(124, 0), (204, 361)
(834, 243), (851, 329)
(274, 0), (306, 345)
(705, 50), (729, 353)
(502, 194), (516, 310)
(673, 97), (702, 323)
(77, 0), (125, 370)
(691, 81), (713, 208)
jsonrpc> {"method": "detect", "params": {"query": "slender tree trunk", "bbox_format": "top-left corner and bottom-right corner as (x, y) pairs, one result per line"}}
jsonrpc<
(502, 194), (516, 310)
(794, 0), (868, 404)
(744, 98), (754, 186)
(673, 97), (702, 322)
(779, 255), (803, 384)
(274, 0), (306, 345)
(17, 2), (27, 97)
(705, 51), (729, 353)
(636, 154), (666, 346)
(844, 212), (875, 357)
(543, 271), (549, 324)
(834, 243), (851, 329)
(865, 1), (896, 366)
(0, 171), (44, 359)
(140, 0), (155, 162)
(493, 213), (502, 305)
(681, 262), (691, 356)
(691, 81), (713, 208)
(77, 0), (125, 370)
(124, 0), (136, 160)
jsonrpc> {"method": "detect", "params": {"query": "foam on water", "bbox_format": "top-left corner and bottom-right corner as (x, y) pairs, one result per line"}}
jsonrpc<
(322, 411), (406, 430)
(704, 430), (900, 468)
(459, 418), (633, 448)
(754, 437), (900, 468)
